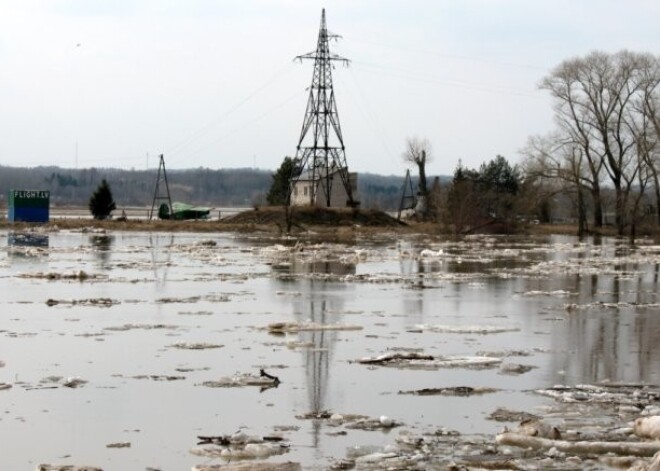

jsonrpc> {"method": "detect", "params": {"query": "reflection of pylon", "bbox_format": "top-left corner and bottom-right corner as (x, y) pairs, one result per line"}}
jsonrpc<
(149, 233), (173, 288)
(289, 9), (356, 208)
(149, 154), (173, 221)
(398, 169), (417, 220)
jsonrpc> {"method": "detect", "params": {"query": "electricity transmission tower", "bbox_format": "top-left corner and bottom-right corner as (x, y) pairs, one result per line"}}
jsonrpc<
(289, 9), (357, 207)
(149, 154), (173, 221)
(397, 169), (417, 220)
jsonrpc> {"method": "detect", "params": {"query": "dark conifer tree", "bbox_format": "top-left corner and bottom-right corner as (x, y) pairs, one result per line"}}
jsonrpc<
(267, 157), (301, 205)
(88, 179), (116, 220)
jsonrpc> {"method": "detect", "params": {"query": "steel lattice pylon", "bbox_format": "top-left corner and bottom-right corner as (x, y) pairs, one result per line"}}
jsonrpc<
(289, 9), (357, 208)
(149, 154), (173, 221)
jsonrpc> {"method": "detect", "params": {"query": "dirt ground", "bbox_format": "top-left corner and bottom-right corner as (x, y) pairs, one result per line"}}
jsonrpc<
(2, 206), (659, 242)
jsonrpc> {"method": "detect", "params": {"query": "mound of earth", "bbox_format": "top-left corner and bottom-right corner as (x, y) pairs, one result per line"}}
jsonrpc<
(221, 207), (403, 227)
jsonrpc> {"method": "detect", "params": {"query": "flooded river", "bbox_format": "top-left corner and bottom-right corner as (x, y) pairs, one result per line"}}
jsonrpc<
(1, 230), (660, 469)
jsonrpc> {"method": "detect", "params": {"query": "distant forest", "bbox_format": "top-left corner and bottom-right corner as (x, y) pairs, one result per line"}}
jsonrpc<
(0, 165), (446, 211)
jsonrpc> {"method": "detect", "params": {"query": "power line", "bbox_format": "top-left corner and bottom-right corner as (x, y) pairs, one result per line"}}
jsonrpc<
(337, 70), (396, 162)
(351, 60), (543, 98)
(164, 61), (296, 164)
(346, 36), (549, 72)
(182, 89), (302, 162)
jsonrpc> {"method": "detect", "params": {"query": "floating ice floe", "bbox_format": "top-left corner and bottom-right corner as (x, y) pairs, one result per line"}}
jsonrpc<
(475, 349), (533, 358)
(522, 290), (576, 297)
(169, 342), (224, 350)
(191, 432), (291, 461)
(399, 386), (498, 396)
(193, 461), (301, 471)
(488, 407), (540, 423)
(535, 384), (660, 406)
(412, 324), (520, 334)
(129, 375), (186, 381)
(419, 248), (444, 258)
(355, 351), (502, 370)
(104, 323), (179, 332)
(199, 371), (280, 389)
(35, 466), (103, 471)
(275, 291), (302, 297)
(295, 411), (402, 431)
(564, 301), (660, 311)
(634, 416), (660, 440)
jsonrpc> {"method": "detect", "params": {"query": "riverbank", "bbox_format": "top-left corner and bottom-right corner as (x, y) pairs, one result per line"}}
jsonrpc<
(1, 206), (659, 241)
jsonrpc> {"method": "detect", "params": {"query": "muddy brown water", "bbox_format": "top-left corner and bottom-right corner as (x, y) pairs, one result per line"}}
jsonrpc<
(1, 230), (660, 469)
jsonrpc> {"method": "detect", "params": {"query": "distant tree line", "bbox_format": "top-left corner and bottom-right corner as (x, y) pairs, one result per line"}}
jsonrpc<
(0, 164), (436, 212)
(0, 166), (273, 208)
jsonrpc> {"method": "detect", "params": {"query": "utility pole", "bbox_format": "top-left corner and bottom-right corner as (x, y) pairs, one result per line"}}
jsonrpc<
(397, 169), (417, 221)
(289, 9), (356, 208)
(149, 154), (173, 221)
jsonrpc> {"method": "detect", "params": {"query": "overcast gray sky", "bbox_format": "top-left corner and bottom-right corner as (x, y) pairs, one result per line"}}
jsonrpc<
(1, 0), (658, 176)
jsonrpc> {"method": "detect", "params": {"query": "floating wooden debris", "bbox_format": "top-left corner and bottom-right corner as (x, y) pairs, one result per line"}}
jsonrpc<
(106, 442), (131, 448)
(265, 322), (362, 334)
(46, 298), (118, 307)
(399, 386), (498, 396)
(62, 377), (88, 388)
(156, 296), (201, 304)
(18, 270), (107, 281)
(27, 376), (88, 390)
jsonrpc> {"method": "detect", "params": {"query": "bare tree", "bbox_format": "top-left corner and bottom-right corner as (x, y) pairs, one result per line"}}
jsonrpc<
(522, 134), (590, 235)
(540, 50), (660, 235)
(402, 137), (432, 217)
(640, 69), (660, 226)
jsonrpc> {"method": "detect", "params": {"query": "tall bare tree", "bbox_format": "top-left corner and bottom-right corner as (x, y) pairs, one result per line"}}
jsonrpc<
(402, 137), (432, 217)
(540, 50), (660, 235)
(640, 67), (660, 226)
